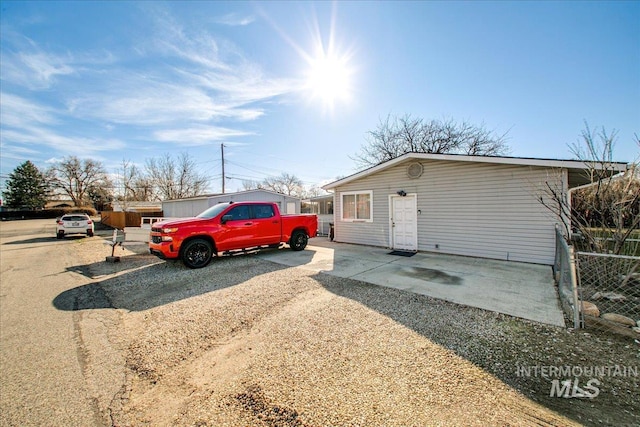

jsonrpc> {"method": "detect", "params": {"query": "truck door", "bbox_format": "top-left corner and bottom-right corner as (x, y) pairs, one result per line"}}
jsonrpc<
(219, 205), (257, 250)
(251, 204), (281, 246)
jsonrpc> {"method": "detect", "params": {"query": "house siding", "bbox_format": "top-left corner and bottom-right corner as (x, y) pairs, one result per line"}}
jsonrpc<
(333, 159), (563, 265)
(162, 199), (210, 218)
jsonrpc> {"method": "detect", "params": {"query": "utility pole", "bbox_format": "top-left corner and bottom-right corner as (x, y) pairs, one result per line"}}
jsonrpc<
(221, 143), (225, 194)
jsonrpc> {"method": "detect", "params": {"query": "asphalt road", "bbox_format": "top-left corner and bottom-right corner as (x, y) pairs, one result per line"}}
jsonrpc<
(0, 219), (114, 426)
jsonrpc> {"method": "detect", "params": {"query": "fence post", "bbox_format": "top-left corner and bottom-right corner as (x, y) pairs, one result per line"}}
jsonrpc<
(568, 246), (582, 328)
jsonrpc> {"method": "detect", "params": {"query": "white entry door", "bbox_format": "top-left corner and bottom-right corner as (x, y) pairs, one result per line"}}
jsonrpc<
(391, 195), (417, 251)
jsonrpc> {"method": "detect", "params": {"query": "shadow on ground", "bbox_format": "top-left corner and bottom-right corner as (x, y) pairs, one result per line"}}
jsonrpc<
(310, 271), (639, 427)
(2, 236), (63, 245)
(52, 245), (637, 427)
(53, 249), (313, 312)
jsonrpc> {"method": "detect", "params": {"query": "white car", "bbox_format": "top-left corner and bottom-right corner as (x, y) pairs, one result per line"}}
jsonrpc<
(56, 213), (94, 239)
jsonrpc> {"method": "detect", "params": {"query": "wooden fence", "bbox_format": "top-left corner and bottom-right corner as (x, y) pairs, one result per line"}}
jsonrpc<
(100, 211), (164, 229)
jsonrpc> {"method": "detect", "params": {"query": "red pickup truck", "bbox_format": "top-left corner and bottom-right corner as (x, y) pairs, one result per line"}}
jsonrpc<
(149, 201), (318, 268)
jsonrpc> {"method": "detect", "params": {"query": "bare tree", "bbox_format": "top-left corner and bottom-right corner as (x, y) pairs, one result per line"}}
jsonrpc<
(131, 176), (155, 202)
(117, 160), (154, 205)
(242, 179), (263, 191)
(119, 159), (139, 204)
(539, 124), (639, 255)
(242, 175), (325, 199)
(354, 114), (510, 168)
(88, 184), (113, 211)
(48, 156), (110, 207)
(145, 153), (208, 200)
(304, 185), (327, 198)
(261, 173), (305, 197)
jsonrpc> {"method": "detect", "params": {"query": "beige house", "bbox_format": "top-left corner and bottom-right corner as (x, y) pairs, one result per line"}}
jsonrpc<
(323, 153), (628, 265)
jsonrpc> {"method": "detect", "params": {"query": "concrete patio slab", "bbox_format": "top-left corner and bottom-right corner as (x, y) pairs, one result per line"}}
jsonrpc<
(258, 239), (565, 327)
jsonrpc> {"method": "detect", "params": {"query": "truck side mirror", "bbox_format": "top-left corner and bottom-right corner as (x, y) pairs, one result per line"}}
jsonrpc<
(221, 215), (233, 224)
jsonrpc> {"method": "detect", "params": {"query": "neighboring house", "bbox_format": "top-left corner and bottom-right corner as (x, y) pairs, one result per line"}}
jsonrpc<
(111, 201), (162, 213)
(162, 189), (301, 218)
(322, 152), (628, 265)
(302, 194), (334, 236)
(45, 200), (74, 209)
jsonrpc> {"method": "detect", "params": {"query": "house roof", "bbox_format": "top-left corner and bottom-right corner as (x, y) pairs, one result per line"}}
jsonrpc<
(164, 188), (301, 202)
(303, 194), (334, 203)
(112, 201), (162, 207)
(322, 152), (629, 190)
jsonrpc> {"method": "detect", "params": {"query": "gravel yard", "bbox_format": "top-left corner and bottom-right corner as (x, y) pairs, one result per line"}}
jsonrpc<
(58, 237), (639, 426)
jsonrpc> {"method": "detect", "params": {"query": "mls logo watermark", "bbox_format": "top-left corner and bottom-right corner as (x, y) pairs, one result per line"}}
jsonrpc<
(516, 365), (638, 399)
(549, 378), (600, 398)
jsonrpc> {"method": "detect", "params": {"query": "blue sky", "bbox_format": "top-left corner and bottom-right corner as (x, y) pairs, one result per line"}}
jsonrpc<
(1, 1), (638, 196)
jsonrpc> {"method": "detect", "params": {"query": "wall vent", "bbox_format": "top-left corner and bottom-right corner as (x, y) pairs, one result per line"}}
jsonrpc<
(406, 162), (423, 179)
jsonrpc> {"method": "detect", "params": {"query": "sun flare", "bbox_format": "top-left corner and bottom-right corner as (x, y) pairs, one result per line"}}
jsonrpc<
(305, 52), (352, 107)
(263, 2), (355, 112)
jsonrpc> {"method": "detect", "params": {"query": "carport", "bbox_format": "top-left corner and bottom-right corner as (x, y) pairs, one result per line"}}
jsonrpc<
(259, 240), (565, 326)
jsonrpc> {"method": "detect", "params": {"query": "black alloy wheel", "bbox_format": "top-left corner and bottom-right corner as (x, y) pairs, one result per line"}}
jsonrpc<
(182, 238), (214, 268)
(290, 231), (308, 251)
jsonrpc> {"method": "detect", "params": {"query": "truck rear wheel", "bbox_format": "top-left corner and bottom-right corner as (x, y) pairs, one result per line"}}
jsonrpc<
(182, 238), (213, 269)
(290, 231), (308, 251)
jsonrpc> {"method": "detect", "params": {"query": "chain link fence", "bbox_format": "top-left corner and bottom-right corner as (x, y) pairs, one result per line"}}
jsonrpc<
(553, 225), (640, 336)
(576, 252), (640, 336)
(554, 226), (581, 328)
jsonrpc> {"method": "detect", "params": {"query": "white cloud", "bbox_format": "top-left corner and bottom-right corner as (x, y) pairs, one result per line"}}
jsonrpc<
(65, 17), (298, 142)
(214, 13), (256, 27)
(0, 92), (125, 159)
(189, 67), (299, 104)
(153, 125), (254, 145)
(0, 34), (75, 89)
(70, 80), (219, 125)
(45, 157), (65, 164)
(0, 143), (42, 163)
(0, 92), (58, 127)
(1, 8), (301, 160)
(19, 51), (75, 85)
(1, 127), (125, 155)
(1, 144), (41, 156)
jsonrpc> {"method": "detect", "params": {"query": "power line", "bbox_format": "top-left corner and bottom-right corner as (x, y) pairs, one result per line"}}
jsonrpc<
(225, 173), (265, 181)
(224, 160), (322, 186)
(226, 159), (285, 176)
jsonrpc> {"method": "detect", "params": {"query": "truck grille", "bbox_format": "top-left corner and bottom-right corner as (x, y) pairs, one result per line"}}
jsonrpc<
(151, 236), (162, 244)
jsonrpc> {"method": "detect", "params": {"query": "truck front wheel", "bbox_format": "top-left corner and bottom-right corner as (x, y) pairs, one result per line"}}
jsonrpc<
(290, 231), (308, 251)
(182, 238), (213, 268)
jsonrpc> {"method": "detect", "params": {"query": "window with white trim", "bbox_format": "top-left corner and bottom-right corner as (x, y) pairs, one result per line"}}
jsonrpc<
(341, 191), (372, 222)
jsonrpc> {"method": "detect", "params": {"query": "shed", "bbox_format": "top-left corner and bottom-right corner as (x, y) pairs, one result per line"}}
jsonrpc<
(162, 189), (301, 218)
(323, 153), (628, 265)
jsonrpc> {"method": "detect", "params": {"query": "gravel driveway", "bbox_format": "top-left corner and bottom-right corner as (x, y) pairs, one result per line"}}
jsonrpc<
(3, 221), (639, 426)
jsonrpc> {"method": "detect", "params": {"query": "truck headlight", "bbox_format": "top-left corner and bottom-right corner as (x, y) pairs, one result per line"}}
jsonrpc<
(162, 227), (178, 233)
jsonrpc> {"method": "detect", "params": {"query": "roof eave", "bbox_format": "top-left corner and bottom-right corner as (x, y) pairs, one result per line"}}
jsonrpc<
(322, 152), (628, 190)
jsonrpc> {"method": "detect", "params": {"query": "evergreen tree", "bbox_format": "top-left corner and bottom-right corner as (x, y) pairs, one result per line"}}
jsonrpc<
(3, 161), (48, 209)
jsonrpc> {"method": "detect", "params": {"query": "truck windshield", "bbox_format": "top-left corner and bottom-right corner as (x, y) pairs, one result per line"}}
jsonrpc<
(197, 203), (230, 219)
